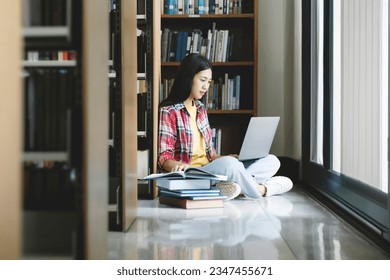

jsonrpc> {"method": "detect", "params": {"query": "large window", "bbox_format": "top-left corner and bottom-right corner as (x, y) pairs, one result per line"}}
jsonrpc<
(302, 0), (390, 240)
(332, 0), (388, 192)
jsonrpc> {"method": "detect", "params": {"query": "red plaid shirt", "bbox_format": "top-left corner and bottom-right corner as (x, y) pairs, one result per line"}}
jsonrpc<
(158, 100), (216, 169)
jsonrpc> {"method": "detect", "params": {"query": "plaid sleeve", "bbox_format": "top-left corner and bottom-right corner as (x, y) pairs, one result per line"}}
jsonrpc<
(158, 107), (177, 168)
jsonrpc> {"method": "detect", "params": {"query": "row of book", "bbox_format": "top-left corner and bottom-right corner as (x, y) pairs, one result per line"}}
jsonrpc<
(161, 23), (233, 63)
(23, 0), (69, 27)
(25, 51), (77, 62)
(24, 69), (74, 151)
(206, 74), (241, 110)
(23, 162), (77, 210)
(144, 167), (228, 209)
(160, 74), (241, 110)
(163, 0), (244, 15)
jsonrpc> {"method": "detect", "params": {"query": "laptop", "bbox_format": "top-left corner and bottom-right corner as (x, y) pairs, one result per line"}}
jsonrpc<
(238, 117), (280, 165)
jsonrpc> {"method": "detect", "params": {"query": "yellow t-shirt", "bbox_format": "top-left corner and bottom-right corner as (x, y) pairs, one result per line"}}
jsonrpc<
(185, 103), (210, 167)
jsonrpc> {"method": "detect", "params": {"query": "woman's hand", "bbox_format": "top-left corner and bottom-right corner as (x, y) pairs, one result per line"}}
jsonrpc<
(163, 159), (189, 172)
(171, 163), (190, 172)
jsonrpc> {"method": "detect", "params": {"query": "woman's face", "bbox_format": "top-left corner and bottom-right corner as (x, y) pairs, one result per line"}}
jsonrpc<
(190, 68), (212, 100)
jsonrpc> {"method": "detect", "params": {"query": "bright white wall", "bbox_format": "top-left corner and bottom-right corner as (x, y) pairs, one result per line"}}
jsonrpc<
(258, 0), (302, 161)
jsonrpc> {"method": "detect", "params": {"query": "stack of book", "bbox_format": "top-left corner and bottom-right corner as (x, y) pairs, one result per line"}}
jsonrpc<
(144, 167), (228, 209)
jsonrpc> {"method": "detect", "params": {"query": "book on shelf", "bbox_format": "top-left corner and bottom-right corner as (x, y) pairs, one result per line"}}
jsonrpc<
(160, 23), (233, 63)
(156, 178), (211, 190)
(25, 50), (77, 62)
(144, 167), (227, 181)
(162, 74), (240, 110)
(159, 195), (225, 209)
(204, 74), (241, 110)
(160, 187), (222, 198)
(24, 68), (72, 151)
(161, 28), (170, 62)
(211, 128), (222, 155)
(168, 31), (179, 62)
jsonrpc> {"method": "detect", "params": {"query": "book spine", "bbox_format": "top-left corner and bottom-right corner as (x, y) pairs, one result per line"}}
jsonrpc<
(188, 0), (194, 15)
(217, 128), (222, 155)
(178, 0), (184, 14)
(198, 0), (205, 14)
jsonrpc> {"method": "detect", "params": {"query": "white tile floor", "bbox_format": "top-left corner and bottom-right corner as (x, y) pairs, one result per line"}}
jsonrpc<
(108, 185), (390, 260)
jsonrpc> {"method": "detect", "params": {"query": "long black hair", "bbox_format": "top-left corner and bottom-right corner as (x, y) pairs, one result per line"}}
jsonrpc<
(159, 53), (212, 107)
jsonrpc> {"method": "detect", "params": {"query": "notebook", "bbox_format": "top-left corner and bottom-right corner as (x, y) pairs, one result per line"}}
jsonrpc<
(238, 117), (280, 163)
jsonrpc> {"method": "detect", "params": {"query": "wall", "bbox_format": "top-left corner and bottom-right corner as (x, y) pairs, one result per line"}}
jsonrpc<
(258, 0), (302, 162)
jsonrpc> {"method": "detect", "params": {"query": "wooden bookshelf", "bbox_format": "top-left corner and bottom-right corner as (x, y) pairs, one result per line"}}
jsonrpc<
(1, 0), (110, 260)
(0, 0), (22, 260)
(135, 0), (161, 200)
(121, 0), (138, 230)
(82, 0), (110, 258)
(159, 0), (258, 155)
(107, 0), (138, 231)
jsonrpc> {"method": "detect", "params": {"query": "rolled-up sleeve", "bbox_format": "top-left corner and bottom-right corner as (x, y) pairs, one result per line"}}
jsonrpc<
(158, 107), (176, 168)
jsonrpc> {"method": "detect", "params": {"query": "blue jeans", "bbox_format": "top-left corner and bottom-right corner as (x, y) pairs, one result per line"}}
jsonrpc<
(199, 155), (280, 199)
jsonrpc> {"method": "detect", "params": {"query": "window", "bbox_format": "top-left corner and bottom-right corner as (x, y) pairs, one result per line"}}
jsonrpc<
(302, 0), (390, 238)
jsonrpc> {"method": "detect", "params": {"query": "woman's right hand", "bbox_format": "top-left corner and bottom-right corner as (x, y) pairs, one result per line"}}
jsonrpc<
(171, 163), (189, 172)
(163, 159), (189, 172)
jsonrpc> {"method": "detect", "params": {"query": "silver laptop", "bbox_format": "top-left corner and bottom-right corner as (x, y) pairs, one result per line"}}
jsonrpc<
(238, 117), (280, 161)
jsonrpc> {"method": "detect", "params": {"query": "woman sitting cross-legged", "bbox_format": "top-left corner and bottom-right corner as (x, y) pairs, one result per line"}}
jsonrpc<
(158, 53), (293, 200)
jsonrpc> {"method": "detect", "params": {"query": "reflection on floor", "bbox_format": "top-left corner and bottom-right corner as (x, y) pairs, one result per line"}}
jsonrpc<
(108, 185), (390, 260)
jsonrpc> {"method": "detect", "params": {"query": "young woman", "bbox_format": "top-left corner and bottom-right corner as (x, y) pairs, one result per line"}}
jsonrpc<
(158, 53), (292, 200)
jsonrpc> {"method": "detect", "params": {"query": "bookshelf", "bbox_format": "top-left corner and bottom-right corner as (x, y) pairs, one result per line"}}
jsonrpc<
(108, 0), (138, 231)
(108, 0), (122, 231)
(118, 0), (138, 231)
(160, 0), (258, 155)
(21, 0), (85, 259)
(137, 0), (161, 199)
(0, 0), (22, 259)
(137, 0), (151, 199)
(1, 0), (110, 259)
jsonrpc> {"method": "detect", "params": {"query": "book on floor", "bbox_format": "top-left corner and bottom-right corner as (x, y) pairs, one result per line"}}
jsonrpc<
(159, 195), (225, 209)
(167, 187), (221, 194)
(156, 178), (211, 190)
(144, 167), (227, 181)
(160, 187), (222, 198)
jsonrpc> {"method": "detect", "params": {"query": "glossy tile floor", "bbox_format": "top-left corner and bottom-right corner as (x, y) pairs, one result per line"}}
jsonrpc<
(108, 185), (390, 260)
